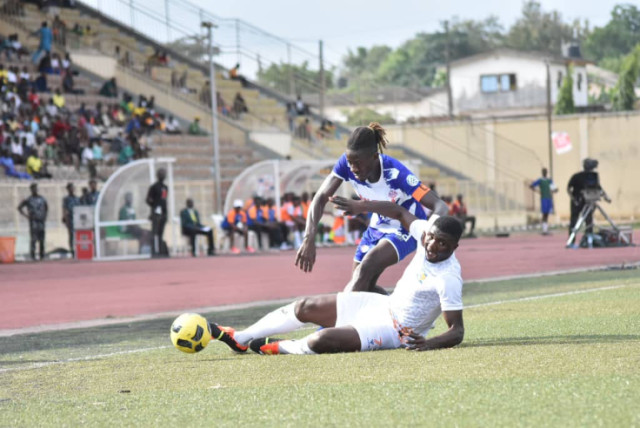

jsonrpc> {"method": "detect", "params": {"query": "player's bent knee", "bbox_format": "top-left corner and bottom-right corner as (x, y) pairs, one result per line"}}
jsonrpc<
(294, 297), (320, 322)
(307, 329), (360, 354)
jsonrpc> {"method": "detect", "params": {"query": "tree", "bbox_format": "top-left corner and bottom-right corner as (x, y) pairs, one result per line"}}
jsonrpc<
(583, 4), (640, 70)
(344, 108), (395, 126)
(506, 1), (578, 54)
(612, 44), (640, 111)
(257, 61), (333, 95)
(555, 65), (575, 114)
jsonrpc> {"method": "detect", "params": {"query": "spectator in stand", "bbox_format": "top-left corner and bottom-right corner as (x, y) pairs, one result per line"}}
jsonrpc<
(51, 52), (61, 74)
(38, 52), (53, 74)
(287, 102), (296, 132)
(229, 63), (240, 80)
(232, 92), (248, 119)
(180, 198), (215, 257)
(92, 139), (103, 165)
(295, 95), (306, 115)
(18, 183), (48, 261)
(62, 182), (79, 255)
(451, 194), (476, 238)
(34, 71), (49, 93)
(118, 139), (134, 165)
(221, 199), (254, 254)
(216, 91), (229, 116)
(62, 69), (83, 94)
(99, 77), (118, 98)
(52, 15), (67, 47)
(8, 34), (29, 60)
(0, 147), (31, 179)
(188, 117), (207, 135)
(61, 52), (71, 71)
(199, 80), (211, 107)
(26, 151), (52, 179)
(165, 115), (181, 134)
(52, 88), (65, 109)
(31, 22), (53, 64)
(10, 135), (24, 164)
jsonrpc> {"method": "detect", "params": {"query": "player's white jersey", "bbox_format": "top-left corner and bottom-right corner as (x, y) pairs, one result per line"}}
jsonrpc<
(388, 219), (463, 336)
(332, 153), (429, 233)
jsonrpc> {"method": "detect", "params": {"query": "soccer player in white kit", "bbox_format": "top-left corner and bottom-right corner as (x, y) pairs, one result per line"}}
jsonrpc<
(295, 122), (450, 295)
(210, 200), (464, 355)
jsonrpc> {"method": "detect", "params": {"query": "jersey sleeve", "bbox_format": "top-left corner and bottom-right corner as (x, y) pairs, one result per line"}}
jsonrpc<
(531, 178), (541, 188)
(386, 157), (427, 200)
(331, 153), (349, 182)
(409, 219), (430, 241)
(436, 274), (463, 311)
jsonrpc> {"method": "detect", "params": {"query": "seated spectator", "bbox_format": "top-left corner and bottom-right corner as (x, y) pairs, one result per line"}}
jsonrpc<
(92, 139), (103, 165)
(118, 140), (134, 165)
(99, 77), (118, 98)
(180, 198), (215, 257)
(165, 115), (181, 134)
(62, 52), (71, 71)
(0, 148), (31, 179)
(246, 196), (285, 250)
(71, 23), (83, 36)
(229, 63), (240, 80)
(232, 92), (248, 119)
(451, 194), (476, 238)
(51, 52), (62, 74)
(38, 53), (53, 74)
(81, 141), (94, 166)
(10, 135), (24, 164)
(52, 88), (65, 109)
(26, 151), (51, 179)
(33, 71), (49, 92)
(8, 34), (29, 60)
(187, 117), (207, 136)
(62, 69), (83, 94)
(118, 192), (151, 251)
(295, 95), (306, 115)
(216, 91), (229, 116)
(19, 66), (30, 81)
(221, 199), (254, 254)
(52, 15), (67, 47)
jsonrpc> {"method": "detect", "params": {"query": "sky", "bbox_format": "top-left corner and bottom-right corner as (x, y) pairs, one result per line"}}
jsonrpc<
(200, 0), (620, 68)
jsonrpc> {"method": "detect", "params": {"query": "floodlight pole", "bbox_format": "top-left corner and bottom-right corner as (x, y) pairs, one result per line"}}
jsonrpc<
(202, 21), (223, 214)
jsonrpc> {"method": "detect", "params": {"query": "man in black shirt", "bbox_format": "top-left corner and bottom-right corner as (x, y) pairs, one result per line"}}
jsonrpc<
(62, 182), (80, 256)
(146, 168), (169, 257)
(18, 183), (48, 260)
(567, 158), (610, 244)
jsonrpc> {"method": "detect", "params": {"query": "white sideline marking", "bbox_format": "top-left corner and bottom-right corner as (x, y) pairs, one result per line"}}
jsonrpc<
(0, 283), (634, 374)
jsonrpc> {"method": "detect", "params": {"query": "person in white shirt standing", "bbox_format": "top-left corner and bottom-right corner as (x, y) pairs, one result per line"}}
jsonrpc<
(209, 200), (464, 355)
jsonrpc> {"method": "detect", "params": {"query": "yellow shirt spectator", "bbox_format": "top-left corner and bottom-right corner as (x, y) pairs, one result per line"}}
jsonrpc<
(53, 93), (65, 108)
(26, 155), (43, 176)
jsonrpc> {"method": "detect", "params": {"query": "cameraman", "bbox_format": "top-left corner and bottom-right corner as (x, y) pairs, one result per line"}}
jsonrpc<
(567, 158), (610, 245)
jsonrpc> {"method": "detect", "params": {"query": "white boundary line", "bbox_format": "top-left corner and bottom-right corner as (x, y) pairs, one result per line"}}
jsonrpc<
(2, 262), (638, 338)
(0, 282), (636, 374)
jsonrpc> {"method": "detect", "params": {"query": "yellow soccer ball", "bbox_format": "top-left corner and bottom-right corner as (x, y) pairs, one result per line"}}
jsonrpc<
(170, 313), (211, 353)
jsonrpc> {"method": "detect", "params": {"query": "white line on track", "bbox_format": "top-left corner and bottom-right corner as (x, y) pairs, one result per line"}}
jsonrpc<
(1, 282), (635, 374)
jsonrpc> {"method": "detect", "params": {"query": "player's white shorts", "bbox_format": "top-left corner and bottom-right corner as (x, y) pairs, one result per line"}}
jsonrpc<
(335, 292), (402, 352)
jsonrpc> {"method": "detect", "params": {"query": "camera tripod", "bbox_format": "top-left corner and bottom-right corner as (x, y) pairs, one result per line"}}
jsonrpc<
(566, 189), (629, 248)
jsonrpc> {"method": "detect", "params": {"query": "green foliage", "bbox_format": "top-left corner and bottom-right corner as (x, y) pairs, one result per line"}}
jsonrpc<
(555, 65), (575, 114)
(612, 44), (640, 111)
(506, 1), (583, 54)
(257, 61), (334, 95)
(583, 4), (640, 70)
(344, 107), (395, 126)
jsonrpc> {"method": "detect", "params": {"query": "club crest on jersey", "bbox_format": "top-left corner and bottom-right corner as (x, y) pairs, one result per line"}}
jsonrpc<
(388, 189), (398, 201)
(406, 174), (419, 187)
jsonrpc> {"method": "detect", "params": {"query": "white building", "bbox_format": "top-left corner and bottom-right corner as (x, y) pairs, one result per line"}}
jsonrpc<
(449, 49), (590, 118)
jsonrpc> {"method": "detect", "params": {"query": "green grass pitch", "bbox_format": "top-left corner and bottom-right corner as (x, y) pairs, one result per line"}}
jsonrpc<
(1, 269), (639, 427)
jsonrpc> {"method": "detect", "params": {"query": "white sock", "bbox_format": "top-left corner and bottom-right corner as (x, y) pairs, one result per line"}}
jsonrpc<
(542, 222), (548, 233)
(278, 336), (316, 355)
(234, 302), (304, 345)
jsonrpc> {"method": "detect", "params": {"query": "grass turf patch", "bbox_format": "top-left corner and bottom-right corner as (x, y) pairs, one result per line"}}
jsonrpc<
(1, 269), (639, 426)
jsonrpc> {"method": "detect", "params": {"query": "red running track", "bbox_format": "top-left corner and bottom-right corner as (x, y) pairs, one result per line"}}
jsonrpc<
(1, 232), (638, 330)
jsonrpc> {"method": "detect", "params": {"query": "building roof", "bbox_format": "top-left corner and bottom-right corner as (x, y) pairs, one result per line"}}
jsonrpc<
(450, 48), (592, 68)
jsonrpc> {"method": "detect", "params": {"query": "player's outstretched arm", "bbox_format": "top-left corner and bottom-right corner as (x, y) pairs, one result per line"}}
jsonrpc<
(419, 190), (449, 217)
(295, 175), (342, 273)
(329, 196), (418, 232)
(405, 310), (464, 351)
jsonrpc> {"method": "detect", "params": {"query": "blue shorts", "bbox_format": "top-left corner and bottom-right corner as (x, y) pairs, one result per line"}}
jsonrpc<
(541, 198), (553, 215)
(354, 227), (417, 263)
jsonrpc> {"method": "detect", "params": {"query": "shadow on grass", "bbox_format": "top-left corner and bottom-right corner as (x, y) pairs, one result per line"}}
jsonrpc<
(462, 334), (640, 348)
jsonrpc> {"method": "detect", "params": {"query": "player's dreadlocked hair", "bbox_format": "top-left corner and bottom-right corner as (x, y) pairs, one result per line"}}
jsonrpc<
(433, 216), (464, 241)
(347, 122), (388, 154)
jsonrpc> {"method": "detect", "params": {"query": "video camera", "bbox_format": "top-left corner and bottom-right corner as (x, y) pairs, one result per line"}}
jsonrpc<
(581, 188), (602, 203)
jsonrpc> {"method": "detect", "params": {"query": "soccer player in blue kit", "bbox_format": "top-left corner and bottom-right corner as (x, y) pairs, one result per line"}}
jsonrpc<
(295, 122), (449, 294)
